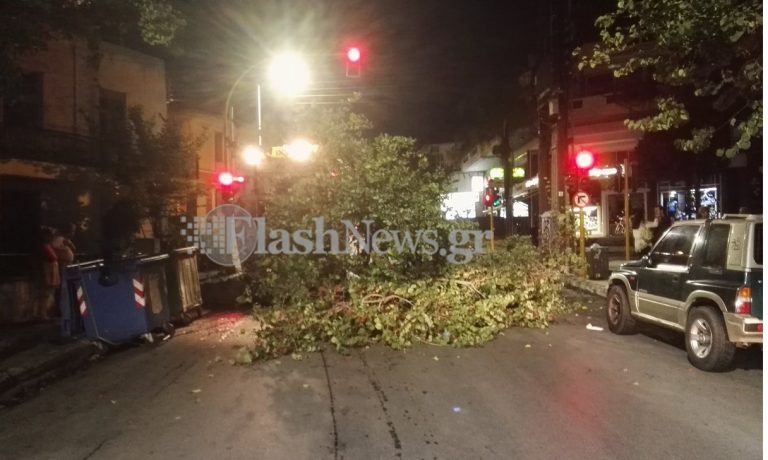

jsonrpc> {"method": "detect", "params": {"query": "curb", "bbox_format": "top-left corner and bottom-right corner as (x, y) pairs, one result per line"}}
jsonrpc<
(566, 276), (608, 299)
(0, 340), (101, 405)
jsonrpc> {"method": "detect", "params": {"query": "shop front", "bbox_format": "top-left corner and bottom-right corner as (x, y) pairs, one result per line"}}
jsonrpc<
(658, 181), (721, 220)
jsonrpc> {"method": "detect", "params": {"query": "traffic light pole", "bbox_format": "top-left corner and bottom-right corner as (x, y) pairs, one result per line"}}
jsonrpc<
(489, 209), (495, 252)
(624, 157), (630, 260)
(577, 167), (586, 273)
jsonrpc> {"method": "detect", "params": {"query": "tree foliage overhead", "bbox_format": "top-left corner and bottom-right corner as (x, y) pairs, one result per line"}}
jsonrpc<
(100, 108), (203, 258)
(248, 104), (461, 307)
(0, 0), (184, 83)
(576, 0), (762, 158)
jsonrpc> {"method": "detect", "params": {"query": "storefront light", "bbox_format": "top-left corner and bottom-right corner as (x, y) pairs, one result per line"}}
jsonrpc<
(470, 175), (485, 193)
(588, 167), (619, 178)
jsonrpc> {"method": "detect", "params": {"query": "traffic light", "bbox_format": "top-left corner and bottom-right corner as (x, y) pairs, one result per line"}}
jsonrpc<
(483, 186), (502, 208)
(575, 150), (596, 171)
(345, 46), (362, 78)
(218, 171), (235, 186)
(217, 172), (245, 202)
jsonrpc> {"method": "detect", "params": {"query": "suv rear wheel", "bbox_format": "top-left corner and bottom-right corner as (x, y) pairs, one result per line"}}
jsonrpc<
(685, 307), (736, 372)
(606, 285), (636, 334)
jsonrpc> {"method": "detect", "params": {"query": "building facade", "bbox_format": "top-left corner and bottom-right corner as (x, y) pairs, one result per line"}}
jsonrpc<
(0, 38), (169, 321)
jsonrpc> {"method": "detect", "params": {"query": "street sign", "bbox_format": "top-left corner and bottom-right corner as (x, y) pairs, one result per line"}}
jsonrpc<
(573, 191), (590, 207)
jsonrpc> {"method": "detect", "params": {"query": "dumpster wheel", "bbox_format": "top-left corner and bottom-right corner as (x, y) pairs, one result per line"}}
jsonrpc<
(162, 322), (176, 338)
(179, 311), (194, 325)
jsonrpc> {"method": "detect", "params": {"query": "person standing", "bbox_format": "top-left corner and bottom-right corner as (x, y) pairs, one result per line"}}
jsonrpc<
(38, 227), (60, 320)
(631, 208), (652, 255)
(52, 224), (77, 317)
(52, 224), (76, 267)
(646, 206), (673, 245)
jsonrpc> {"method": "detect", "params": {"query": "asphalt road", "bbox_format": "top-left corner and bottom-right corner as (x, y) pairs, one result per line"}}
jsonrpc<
(0, 290), (762, 460)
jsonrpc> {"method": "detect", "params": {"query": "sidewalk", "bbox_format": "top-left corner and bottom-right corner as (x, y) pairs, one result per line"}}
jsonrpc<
(0, 322), (101, 406)
(565, 259), (631, 299)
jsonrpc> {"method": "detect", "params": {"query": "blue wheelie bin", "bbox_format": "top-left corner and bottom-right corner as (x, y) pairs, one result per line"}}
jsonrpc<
(59, 255), (172, 344)
(133, 254), (173, 336)
(60, 259), (102, 338)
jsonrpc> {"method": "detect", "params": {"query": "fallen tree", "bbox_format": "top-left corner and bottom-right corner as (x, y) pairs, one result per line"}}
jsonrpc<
(248, 237), (577, 360)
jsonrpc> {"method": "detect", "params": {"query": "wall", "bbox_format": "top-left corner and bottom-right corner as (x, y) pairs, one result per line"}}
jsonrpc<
(171, 107), (260, 216)
(97, 42), (167, 121)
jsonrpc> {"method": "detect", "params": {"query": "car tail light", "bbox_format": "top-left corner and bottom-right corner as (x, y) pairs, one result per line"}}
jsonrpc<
(758, 324), (763, 333)
(734, 287), (752, 315)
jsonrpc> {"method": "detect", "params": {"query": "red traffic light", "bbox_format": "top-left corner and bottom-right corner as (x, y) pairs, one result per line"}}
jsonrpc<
(346, 47), (361, 63)
(575, 150), (595, 170)
(218, 172), (234, 186)
(218, 172), (244, 186)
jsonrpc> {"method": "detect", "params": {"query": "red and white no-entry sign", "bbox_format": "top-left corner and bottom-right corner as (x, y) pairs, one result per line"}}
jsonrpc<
(573, 191), (590, 207)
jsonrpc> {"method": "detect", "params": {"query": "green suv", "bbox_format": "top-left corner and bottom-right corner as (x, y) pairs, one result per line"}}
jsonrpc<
(606, 215), (762, 371)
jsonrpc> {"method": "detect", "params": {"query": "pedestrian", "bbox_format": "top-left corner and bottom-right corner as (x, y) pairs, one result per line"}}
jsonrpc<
(52, 223), (76, 267)
(739, 206), (750, 214)
(52, 224), (77, 317)
(697, 206), (710, 220)
(645, 205), (673, 245)
(38, 227), (60, 320)
(631, 208), (653, 255)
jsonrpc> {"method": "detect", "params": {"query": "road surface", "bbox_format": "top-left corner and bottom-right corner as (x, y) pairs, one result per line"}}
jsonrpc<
(0, 290), (762, 459)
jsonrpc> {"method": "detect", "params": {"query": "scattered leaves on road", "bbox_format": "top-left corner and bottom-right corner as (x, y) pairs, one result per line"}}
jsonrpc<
(234, 347), (253, 365)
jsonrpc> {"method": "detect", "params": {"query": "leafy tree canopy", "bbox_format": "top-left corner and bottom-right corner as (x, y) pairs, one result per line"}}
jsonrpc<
(576, 0), (762, 158)
(0, 0), (185, 82)
(100, 107), (203, 258)
(246, 103), (465, 307)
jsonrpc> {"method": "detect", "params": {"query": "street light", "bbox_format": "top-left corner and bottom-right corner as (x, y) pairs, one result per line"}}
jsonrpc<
(284, 139), (318, 162)
(242, 145), (265, 167)
(268, 52), (311, 97)
(223, 51), (311, 155)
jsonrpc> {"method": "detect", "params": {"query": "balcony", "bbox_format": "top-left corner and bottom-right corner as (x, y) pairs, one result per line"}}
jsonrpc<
(0, 125), (100, 167)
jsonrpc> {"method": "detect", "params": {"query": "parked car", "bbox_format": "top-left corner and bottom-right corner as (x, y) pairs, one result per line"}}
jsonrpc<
(606, 215), (762, 371)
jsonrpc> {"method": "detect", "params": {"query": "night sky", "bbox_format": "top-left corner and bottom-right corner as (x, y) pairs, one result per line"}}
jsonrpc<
(167, 0), (613, 143)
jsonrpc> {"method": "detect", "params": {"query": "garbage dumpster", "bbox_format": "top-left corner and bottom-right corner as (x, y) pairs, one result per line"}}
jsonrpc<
(586, 244), (610, 280)
(134, 254), (173, 335)
(59, 256), (173, 344)
(165, 247), (203, 323)
(60, 259), (102, 338)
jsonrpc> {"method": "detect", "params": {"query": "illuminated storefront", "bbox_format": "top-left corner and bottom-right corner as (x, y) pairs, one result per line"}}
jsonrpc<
(658, 181), (720, 220)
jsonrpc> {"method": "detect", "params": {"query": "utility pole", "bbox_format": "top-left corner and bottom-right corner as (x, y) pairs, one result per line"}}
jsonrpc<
(499, 119), (513, 236)
(550, 0), (572, 213)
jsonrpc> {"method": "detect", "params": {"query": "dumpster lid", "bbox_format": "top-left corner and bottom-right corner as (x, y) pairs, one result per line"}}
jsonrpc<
(135, 254), (170, 265)
(171, 247), (198, 255)
(65, 259), (105, 271)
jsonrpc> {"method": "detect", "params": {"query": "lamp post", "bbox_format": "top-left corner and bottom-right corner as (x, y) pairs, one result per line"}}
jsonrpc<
(222, 52), (311, 166)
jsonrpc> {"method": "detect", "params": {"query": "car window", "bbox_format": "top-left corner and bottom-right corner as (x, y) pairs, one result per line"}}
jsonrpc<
(651, 225), (700, 266)
(701, 224), (729, 269)
(755, 223), (762, 265)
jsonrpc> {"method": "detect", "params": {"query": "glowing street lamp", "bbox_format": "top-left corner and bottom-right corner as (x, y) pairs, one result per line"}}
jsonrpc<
(284, 139), (318, 162)
(242, 145), (265, 167)
(224, 51), (312, 154)
(268, 52), (311, 97)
